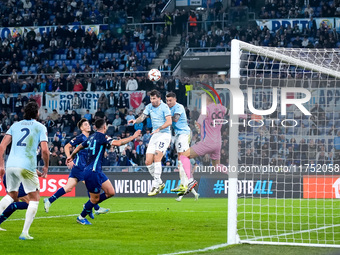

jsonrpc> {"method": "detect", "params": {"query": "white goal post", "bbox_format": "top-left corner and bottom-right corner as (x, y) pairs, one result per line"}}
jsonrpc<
(227, 39), (340, 248)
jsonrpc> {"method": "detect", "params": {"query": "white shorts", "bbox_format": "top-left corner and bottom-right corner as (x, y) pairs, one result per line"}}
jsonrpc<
(6, 168), (39, 194)
(146, 132), (171, 155)
(175, 134), (191, 153)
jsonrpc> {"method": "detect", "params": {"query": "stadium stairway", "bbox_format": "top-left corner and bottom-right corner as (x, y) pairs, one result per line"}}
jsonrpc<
(150, 35), (182, 69)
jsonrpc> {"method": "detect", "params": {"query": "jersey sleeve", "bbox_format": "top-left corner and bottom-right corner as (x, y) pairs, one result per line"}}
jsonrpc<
(163, 104), (171, 117)
(221, 105), (229, 116)
(81, 139), (90, 148)
(103, 135), (114, 145)
(69, 135), (83, 147)
(197, 114), (205, 125)
(39, 125), (48, 142)
(5, 125), (13, 136)
(143, 104), (150, 116)
(174, 105), (183, 115)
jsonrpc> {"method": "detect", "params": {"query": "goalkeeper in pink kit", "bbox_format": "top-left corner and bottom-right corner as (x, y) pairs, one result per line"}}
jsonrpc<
(180, 94), (228, 194)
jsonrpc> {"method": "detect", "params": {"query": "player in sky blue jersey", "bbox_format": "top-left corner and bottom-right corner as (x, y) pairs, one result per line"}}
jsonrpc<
(43, 118), (109, 216)
(129, 90), (172, 196)
(67, 118), (141, 225)
(166, 92), (199, 201)
(0, 101), (50, 240)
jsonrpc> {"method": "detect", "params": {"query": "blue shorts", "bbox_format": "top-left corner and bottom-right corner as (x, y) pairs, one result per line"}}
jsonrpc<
(84, 170), (109, 194)
(3, 174), (27, 198)
(69, 166), (85, 181)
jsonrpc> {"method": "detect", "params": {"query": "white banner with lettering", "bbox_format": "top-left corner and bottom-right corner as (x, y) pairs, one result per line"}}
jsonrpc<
(0, 25), (100, 39)
(256, 18), (335, 32)
(45, 91), (146, 115)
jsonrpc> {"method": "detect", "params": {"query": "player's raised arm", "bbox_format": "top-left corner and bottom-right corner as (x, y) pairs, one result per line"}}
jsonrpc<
(111, 130), (141, 147)
(67, 144), (85, 164)
(40, 141), (50, 178)
(0, 135), (12, 183)
(129, 113), (148, 125)
(151, 115), (172, 135)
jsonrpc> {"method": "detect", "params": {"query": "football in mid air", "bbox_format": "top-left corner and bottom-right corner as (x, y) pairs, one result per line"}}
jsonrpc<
(148, 69), (161, 82)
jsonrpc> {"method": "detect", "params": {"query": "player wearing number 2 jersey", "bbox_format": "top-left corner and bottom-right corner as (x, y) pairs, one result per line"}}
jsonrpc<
(0, 101), (49, 240)
(180, 95), (228, 195)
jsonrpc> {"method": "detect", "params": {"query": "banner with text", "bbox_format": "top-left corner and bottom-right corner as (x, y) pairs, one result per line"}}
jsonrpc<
(0, 175), (73, 197)
(45, 91), (146, 115)
(256, 18), (335, 32)
(0, 92), (43, 109)
(0, 25), (100, 40)
(177, 0), (202, 6)
(73, 172), (303, 198)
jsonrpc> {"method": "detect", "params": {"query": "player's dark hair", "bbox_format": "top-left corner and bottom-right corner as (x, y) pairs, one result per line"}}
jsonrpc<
(150, 89), (161, 98)
(95, 118), (106, 129)
(77, 118), (89, 129)
(166, 92), (176, 98)
(24, 101), (39, 120)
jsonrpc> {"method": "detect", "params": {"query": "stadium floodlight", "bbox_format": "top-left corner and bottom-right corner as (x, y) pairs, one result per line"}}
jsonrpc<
(227, 39), (340, 248)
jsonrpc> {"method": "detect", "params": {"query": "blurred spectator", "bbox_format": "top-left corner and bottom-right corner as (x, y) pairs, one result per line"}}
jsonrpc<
(73, 79), (84, 91)
(84, 78), (96, 92)
(126, 76), (138, 90)
(116, 92), (128, 114)
(66, 46), (76, 60)
(119, 150), (129, 166)
(98, 93), (108, 110)
(125, 111), (136, 132)
(84, 110), (93, 122)
(50, 151), (59, 166)
(112, 114), (122, 131)
(163, 161), (172, 172)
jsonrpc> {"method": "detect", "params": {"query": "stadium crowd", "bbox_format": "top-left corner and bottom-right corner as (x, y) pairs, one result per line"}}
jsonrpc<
(0, 81), (195, 170)
(161, 0), (340, 70)
(0, 0), (139, 26)
(0, 0), (339, 170)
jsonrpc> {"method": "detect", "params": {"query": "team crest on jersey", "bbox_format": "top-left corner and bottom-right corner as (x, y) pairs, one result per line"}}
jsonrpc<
(130, 92), (143, 108)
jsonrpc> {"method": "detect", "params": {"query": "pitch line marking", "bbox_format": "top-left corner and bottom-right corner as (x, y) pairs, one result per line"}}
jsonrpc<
(160, 243), (229, 255)
(6, 210), (146, 222)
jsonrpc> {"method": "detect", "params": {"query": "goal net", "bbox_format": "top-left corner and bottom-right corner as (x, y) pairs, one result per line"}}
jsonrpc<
(227, 39), (340, 247)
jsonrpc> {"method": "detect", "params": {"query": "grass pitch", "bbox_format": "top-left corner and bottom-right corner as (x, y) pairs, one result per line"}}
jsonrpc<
(0, 197), (338, 255)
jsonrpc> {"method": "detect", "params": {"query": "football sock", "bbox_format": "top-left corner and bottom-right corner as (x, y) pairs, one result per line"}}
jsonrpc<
(0, 195), (14, 215)
(147, 163), (155, 178)
(81, 200), (95, 218)
(154, 162), (163, 186)
(48, 187), (66, 204)
(191, 188), (198, 196)
(22, 201), (39, 235)
(98, 193), (108, 204)
(87, 192), (100, 210)
(180, 155), (192, 180)
(0, 202), (28, 225)
(178, 161), (188, 186)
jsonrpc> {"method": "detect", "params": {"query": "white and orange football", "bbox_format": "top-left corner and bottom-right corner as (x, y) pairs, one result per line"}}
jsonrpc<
(148, 69), (161, 82)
